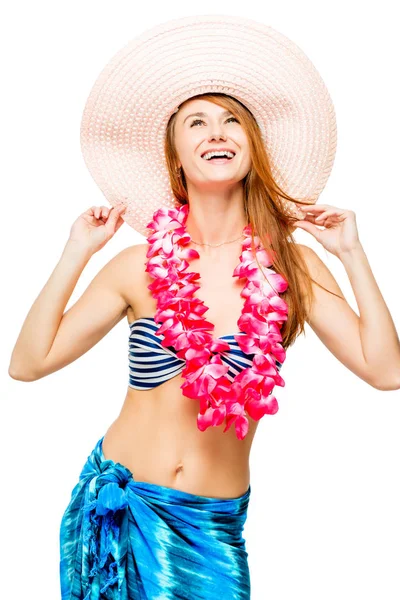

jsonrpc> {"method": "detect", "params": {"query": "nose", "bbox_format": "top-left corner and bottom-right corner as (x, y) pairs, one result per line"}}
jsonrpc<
(208, 129), (227, 142)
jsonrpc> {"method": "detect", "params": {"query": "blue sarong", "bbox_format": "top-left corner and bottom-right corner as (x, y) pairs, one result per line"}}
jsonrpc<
(59, 436), (251, 599)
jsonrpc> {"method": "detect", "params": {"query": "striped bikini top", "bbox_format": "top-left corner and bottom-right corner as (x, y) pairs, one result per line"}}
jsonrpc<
(128, 317), (283, 390)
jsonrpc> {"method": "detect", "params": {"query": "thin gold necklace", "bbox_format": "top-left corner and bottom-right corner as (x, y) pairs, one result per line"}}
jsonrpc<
(190, 233), (244, 248)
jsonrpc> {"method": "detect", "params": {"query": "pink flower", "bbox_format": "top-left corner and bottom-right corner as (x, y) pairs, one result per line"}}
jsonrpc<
(181, 354), (230, 398)
(245, 388), (279, 420)
(144, 204), (289, 440)
(197, 406), (226, 431)
(221, 382), (250, 440)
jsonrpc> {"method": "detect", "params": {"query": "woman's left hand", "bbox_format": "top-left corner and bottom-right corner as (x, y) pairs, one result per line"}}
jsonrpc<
(294, 204), (361, 258)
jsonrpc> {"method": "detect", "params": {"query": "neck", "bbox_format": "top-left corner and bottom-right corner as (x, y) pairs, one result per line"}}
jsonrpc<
(184, 210), (248, 248)
(183, 184), (248, 246)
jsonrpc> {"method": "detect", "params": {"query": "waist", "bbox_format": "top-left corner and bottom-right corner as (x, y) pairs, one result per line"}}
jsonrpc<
(102, 386), (257, 499)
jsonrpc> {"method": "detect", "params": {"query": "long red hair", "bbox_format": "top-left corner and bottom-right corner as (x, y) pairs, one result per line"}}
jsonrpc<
(164, 93), (342, 349)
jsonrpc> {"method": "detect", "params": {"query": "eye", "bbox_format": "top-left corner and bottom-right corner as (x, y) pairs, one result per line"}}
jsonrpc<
(190, 116), (239, 127)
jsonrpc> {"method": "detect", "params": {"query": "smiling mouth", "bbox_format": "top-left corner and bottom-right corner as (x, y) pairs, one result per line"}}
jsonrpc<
(201, 155), (236, 164)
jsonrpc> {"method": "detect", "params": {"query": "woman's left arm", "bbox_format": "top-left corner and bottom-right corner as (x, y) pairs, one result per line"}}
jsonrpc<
(295, 204), (400, 391)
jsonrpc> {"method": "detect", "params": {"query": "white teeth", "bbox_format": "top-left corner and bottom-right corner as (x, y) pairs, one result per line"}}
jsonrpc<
(202, 150), (235, 160)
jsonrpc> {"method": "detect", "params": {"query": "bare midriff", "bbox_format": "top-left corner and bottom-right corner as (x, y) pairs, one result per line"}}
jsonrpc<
(102, 243), (261, 500)
(102, 378), (258, 500)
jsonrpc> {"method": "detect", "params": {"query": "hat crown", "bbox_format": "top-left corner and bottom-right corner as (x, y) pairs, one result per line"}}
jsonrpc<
(80, 14), (337, 236)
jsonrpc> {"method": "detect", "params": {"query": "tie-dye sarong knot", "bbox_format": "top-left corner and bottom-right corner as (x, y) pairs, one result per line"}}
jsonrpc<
(92, 460), (131, 516)
(60, 436), (252, 599)
(81, 460), (132, 597)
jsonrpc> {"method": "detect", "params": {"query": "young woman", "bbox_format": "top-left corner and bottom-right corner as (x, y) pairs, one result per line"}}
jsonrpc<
(9, 15), (400, 600)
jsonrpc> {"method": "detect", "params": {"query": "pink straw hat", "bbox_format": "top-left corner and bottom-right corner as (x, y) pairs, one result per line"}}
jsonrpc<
(80, 14), (337, 236)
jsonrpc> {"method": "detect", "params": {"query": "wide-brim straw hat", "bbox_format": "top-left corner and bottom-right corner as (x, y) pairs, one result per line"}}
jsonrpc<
(80, 14), (337, 236)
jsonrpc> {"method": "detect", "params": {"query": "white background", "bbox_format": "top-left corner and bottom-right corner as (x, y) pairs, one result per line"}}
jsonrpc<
(2, 1), (399, 598)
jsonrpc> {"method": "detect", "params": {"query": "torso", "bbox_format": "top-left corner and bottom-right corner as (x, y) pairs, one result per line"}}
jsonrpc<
(102, 242), (261, 499)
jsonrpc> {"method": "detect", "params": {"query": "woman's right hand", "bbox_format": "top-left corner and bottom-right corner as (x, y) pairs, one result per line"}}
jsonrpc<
(68, 203), (127, 254)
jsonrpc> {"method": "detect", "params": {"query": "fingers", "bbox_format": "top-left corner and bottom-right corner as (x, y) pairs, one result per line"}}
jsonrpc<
(298, 204), (346, 216)
(95, 205), (111, 220)
(87, 205), (109, 220)
(297, 204), (347, 226)
(94, 206), (104, 220)
(314, 210), (340, 224)
(298, 203), (335, 212)
(301, 211), (331, 222)
(87, 203), (126, 222)
(105, 203), (126, 233)
(114, 216), (126, 233)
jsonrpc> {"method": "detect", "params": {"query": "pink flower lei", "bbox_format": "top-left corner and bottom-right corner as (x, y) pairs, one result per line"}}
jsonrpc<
(145, 203), (289, 440)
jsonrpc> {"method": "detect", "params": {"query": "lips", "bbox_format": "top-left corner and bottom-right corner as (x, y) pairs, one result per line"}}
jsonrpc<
(200, 149), (236, 158)
(203, 156), (235, 165)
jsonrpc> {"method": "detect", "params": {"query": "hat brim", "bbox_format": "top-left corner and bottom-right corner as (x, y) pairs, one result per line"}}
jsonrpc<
(80, 14), (337, 236)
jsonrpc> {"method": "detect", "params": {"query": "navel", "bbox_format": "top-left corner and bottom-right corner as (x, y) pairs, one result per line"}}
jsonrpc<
(175, 463), (184, 475)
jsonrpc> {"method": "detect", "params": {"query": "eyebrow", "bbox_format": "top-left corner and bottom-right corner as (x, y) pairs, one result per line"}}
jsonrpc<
(182, 110), (233, 124)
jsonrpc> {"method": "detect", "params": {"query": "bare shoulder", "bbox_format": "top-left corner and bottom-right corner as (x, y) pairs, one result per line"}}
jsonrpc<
(296, 243), (341, 288)
(296, 243), (324, 276)
(101, 243), (145, 284)
(295, 243), (345, 321)
(112, 242), (148, 308)
(113, 243), (148, 274)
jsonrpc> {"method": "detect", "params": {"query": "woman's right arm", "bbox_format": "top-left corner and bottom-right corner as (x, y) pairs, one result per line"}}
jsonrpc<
(8, 202), (129, 381)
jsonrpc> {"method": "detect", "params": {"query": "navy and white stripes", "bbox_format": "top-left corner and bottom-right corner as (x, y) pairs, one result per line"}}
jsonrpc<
(128, 318), (185, 390)
(128, 317), (283, 391)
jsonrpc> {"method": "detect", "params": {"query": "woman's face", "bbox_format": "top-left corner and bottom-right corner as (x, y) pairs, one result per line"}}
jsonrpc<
(173, 98), (252, 189)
